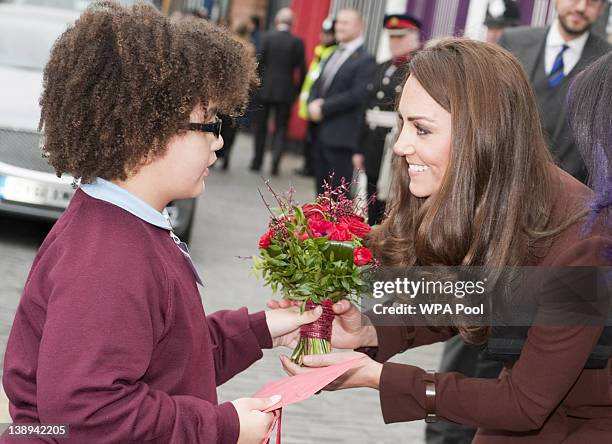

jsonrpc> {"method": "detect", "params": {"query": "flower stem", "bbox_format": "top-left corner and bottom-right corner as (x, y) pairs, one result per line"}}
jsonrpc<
(290, 337), (332, 366)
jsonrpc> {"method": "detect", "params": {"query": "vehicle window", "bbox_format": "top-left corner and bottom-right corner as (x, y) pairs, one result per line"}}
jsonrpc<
(11, 0), (88, 10)
(0, 17), (67, 71)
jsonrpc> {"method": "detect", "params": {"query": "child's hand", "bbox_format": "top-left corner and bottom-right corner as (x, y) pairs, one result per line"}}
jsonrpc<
(232, 395), (281, 444)
(265, 304), (322, 348)
(266, 299), (378, 349)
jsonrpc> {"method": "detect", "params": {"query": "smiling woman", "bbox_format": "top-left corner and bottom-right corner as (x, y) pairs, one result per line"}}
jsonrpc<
(369, 38), (567, 290)
(393, 75), (452, 198)
(278, 38), (611, 444)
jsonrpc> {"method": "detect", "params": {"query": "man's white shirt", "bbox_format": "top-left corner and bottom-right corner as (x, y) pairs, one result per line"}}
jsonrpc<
(545, 19), (589, 76)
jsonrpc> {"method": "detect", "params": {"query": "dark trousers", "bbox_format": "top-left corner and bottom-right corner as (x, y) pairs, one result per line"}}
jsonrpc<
(366, 174), (385, 225)
(313, 139), (354, 195)
(299, 123), (316, 174)
(252, 101), (291, 171)
(218, 116), (238, 170)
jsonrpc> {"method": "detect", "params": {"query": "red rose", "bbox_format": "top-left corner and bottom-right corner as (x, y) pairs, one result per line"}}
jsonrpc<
(328, 222), (352, 241)
(302, 204), (325, 221)
(340, 215), (371, 238)
(258, 230), (272, 249)
(308, 219), (334, 237)
(353, 246), (374, 266)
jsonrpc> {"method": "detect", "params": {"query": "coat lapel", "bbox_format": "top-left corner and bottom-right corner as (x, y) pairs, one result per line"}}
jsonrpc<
(568, 33), (609, 78)
(522, 28), (549, 81)
(324, 46), (364, 94)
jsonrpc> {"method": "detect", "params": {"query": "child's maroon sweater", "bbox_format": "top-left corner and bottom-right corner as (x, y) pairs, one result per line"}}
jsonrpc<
(2, 189), (272, 443)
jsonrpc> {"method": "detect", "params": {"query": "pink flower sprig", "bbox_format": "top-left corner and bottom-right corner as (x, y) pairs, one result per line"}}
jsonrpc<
(318, 174), (378, 223)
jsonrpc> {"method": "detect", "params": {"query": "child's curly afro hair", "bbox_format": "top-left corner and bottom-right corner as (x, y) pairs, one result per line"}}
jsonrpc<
(39, 0), (258, 182)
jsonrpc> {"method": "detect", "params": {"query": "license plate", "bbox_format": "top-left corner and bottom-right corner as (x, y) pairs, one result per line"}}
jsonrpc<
(0, 176), (73, 208)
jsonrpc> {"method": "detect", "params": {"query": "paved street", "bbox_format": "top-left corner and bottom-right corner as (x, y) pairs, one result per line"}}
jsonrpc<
(0, 132), (443, 443)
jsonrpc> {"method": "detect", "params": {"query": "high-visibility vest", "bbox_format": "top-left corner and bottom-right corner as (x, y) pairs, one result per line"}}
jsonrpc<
(298, 44), (337, 120)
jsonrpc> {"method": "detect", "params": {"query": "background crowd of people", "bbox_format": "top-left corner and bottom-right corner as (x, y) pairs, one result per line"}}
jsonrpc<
(178, 0), (610, 208)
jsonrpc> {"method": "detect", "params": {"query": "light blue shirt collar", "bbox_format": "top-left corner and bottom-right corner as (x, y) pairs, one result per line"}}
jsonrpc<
(80, 178), (172, 230)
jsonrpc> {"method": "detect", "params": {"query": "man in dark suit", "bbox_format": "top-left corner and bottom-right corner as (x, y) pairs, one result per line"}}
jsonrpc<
(499, 0), (610, 184)
(308, 8), (377, 193)
(251, 8), (306, 175)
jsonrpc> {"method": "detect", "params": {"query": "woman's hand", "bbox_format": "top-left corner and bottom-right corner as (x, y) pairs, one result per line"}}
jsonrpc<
(266, 299), (378, 350)
(265, 304), (322, 348)
(232, 395), (280, 444)
(279, 351), (383, 391)
(329, 299), (378, 349)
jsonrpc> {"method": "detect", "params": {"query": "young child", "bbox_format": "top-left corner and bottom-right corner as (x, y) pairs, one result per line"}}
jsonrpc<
(2, 2), (321, 443)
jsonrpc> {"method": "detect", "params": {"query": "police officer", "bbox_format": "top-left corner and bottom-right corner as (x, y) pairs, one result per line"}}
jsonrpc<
(353, 14), (421, 225)
(484, 0), (521, 44)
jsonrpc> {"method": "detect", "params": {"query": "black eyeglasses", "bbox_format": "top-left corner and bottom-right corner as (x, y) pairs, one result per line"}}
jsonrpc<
(181, 117), (222, 138)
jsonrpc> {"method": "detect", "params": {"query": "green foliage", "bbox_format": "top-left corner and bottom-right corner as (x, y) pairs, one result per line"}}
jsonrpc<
(252, 212), (370, 305)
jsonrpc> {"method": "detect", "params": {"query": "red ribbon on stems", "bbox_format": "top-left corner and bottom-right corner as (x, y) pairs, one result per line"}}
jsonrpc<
(300, 299), (335, 341)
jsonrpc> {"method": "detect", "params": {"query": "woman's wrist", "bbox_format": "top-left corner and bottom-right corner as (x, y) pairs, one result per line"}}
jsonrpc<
(361, 324), (379, 348)
(364, 360), (383, 390)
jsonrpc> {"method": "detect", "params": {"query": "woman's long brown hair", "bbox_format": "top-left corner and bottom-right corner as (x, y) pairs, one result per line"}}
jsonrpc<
(367, 38), (576, 343)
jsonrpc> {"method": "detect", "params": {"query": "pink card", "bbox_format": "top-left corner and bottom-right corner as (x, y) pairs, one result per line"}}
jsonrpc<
(253, 356), (365, 412)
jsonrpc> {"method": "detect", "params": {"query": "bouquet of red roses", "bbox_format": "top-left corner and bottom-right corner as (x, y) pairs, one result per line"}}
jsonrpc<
(253, 181), (376, 365)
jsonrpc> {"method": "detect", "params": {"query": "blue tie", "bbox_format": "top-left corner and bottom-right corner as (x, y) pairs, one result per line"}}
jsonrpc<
(548, 45), (569, 88)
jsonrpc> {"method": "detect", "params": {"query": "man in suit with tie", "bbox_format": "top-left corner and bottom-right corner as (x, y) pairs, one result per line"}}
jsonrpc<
(499, 0), (610, 184)
(308, 8), (377, 193)
(251, 8), (306, 175)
